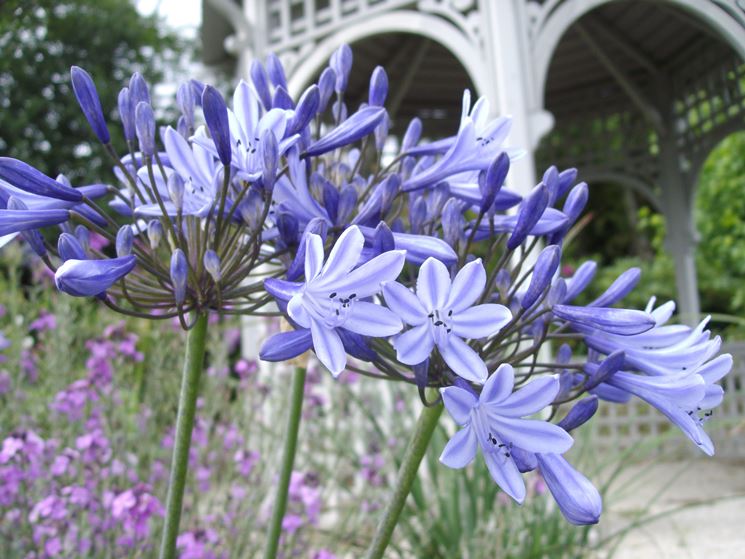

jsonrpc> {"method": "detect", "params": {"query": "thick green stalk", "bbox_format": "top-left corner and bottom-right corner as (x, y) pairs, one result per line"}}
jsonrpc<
(263, 366), (307, 559)
(365, 401), (444, 559)
(159, 313), (209, 559)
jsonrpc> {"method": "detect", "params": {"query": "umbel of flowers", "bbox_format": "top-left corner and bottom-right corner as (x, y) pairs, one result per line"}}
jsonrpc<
(0, 43), (731, 559)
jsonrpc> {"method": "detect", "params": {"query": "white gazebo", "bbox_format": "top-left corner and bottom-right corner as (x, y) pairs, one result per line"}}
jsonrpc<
(202, 0), (745, 324)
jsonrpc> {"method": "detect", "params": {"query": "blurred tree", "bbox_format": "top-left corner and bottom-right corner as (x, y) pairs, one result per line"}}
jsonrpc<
(0, 0), (185, 183)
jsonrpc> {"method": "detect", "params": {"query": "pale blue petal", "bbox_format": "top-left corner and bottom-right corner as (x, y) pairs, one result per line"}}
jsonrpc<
(445, 258), (485, 312)
(439, 426), (477, 468)
(699, 384), (723, 409)
(287, 294), (311, 328)
(489, 416), (573, 454)
(394, 323), (434, 365)
(451, 304), (511, 339)
(343, 302), (402, 337)
(439, 336), (487, 383)
(480, 363), (514, 404)
(698, 354), (733, 384)
(233, 80), (258, 139)
(304, 234), (324, 281)
(310, 318), (346, 377)
(417, 257), (451, 311)
(497, 376), (560, 417)
(483, 451), (526, 503)
(332, 249), (406, 299)
(382, 281), (427, 325)
(441, 386), (477, 425)
(318, 226), (364, 285)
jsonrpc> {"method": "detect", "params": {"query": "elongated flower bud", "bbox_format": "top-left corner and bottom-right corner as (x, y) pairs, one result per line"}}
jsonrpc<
(58, 232), (86, 261)
(442, 198), (464, 249)
(305, 106), (386, 157)
(480, 152), (509, 213)
(261, 130), (278, 190)
(176, 82), (196, 129)
(74, 225), (90, 251)
(0, 158), (82, 202)
(6, 197), (46, 256)
(117, 87), (135, 141)
(589, 267), (641, 307)
(134, 102), (156, 156)
(371, 221), (396, 257)
(402, 118), (422, 152)
(203, 249), (221, 282)
(536, 454), (602, 525)
(584, 350), (625, 390)
(552, 304), (655, 336)
(507, 183), (549, 250)
(201, 85), (232, 166)
(260, 329), (313, 362)
(288, 85), (319, 135)
(272, 86), (294, 110)
(55, 255), (136, 297)
(558, 396), (599, 432)
(250, 60), (272, 110)
(410, 196), (427, 235)
(266, 53), (288, 89)
(115, 226), (133, 257)
(167, 173), (185, 211)
(330, 44), (353, 93)
(542, 165), (559, 206)
(277, 213), (299, 246)
(563, 260), (597, 303)
(147, 220), (163, 250)
(129, 72), (151, 106)
(522, 244), (561, 309)
(170, 248), (187, 304)
(0, 207), (69, 236)
(547, 277), (567, 307)
(317, 67), (336, 113)
(368, 66), (388, 107)
(238, 187), (264, 230)
(557, 168), (578, 199)
(70, 66), (110, 144)
(337, 185), (357, 226)
(562, 182), (588, 224)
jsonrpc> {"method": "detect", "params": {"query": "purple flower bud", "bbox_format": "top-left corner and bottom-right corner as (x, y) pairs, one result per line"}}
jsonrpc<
(584, 350), (625, 390)
(317, 67), (336, 113)
(563, 260), (597, 303)
(167, 173), (185, 211)
(337, 185), (357, 225)
(203, 249), (221, 282)
(537, 453), (602, 525)
(170, 248), (188, 304)
(129, 72), (151, 106)
(547, 277), (567, 307)
(413, 359), (430, 391)
(558, 396), (599, 432)
(250, 60), (273, 110)
(58, 232), (86, 261)
(201, 86), (232, 166)
(562, 182), (588, 224)
(74, 224), (90, 251)
(147, 220), (163, 249)
(238, 187), (264, 230)
(260, 329), (313, 362)
(507, 183), (549, 250)
(116, 226), (133, 257)
(277, 213), (299, 246)
(552, 304), (655, 336)
(288, 85), (319, 135)
(402, 118), (422, 152)
(176, 115), (189, 139)
(331, 100), (348, 122)
(441, 198), (464, 249)
(556, 168), (578, 199)
(480, 152), (510, 213)
(306, 106), (386, 157)
(368, 66), (388, 106)
(118, 87), (135, 141)
(261, 130), (278, 190)
(286, 218), (328, 281)
(495, 268), (512, 299)
(589, 267), (640, 307)
(322, 180), (339, 223)
(330, 44), (353, 93)
(190, 79), (206, 105)
(0, 158), (82, 202)
(542, 165), (560, 206)
(70, 66), (110, 144)
(55, 255), (136, 297)
(272, 86), (294, 110)
(0, 207), (69, 236)
(266, 53), (288, 89)
(176, 82), (196, 129)
(134, 102), (156, 156)
(522, 244), (561, 309)
(6, 197), (47, 256)
(374, 116), (388, 152)
(409, 196), (427, 235)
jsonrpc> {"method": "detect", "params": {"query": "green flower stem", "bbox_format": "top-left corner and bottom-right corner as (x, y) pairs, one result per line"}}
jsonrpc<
(263, 366), (307, 559)
(159, 313), (209, 559)
(365, 400), (444, 559)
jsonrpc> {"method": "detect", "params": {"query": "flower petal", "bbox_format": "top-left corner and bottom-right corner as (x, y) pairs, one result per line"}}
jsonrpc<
(440, 426), (477, 468)
(451, 304), (511, 339)
(537, 454), (602, 525)
(445, 258), (485, 312)
(332, 249), (406, 299)
(287, 294), (311, 329)
(309, 318), (346, 377)
(483, 451), (526, 503)
(318, 226), (364, 285)
(441, 386), (477, 425)
(489, 416), (573, 454)
(480, 364), (514, 404)
(439, 336), (487, 383)
(304, 234), (324, 282)
(260, 329), (313, 362)
(416, 257), (451, 311)
(393, 323), (434, 365)
(497, 376), (560, 417)
(343, 302), (403, 337)
(382, 281), (427, 325)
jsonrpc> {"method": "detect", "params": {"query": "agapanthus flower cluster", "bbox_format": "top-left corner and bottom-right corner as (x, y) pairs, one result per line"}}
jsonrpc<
(0, 43), (732, 526)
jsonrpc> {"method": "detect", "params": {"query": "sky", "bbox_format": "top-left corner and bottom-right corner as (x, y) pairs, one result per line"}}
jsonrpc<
(136, 0), (202, 40)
